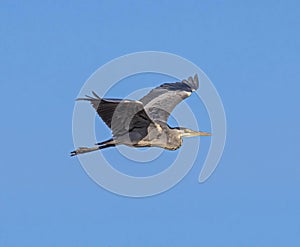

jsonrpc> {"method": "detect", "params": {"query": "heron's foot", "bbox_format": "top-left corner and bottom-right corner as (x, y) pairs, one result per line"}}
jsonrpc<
(70, 147), (89, 156)
(70, 146), (100, 156)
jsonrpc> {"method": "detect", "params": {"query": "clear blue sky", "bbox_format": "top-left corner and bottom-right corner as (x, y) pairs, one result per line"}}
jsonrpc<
(1, 1), (299, 246)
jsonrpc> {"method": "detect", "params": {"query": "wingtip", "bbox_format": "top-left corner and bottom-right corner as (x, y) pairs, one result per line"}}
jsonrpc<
(76, 95), (92, 101)
(75, 92), (102, 101)
(194, 74), (199, 89)
(182, 74), (199, 91)
(76, 97), (86, 101)
(92, 91), (101, 99)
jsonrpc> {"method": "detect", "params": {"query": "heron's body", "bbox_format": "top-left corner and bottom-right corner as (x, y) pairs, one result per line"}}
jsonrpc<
(71, 74), (211, 156)
(121, 122), (183, 150)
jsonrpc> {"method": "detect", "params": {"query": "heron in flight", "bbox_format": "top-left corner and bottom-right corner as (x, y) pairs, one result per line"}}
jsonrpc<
(71, 74), (211, 156)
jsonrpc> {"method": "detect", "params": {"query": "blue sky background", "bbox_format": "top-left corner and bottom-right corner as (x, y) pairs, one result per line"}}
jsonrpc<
(1, 1), (300, 246)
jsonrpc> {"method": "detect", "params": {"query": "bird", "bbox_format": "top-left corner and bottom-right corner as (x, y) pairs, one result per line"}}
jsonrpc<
(71, 74), (211, 156)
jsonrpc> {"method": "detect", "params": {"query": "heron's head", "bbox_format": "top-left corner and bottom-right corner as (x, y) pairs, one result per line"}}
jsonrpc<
(178, 127), (211, 138)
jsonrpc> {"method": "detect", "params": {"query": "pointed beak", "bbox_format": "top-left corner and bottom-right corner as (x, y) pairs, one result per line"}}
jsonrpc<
(182, 129), (212, 137)
(191, 131), (212, 136)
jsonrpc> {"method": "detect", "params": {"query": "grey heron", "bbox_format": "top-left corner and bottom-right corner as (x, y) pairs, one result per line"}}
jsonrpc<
(71, 74), (211, 156)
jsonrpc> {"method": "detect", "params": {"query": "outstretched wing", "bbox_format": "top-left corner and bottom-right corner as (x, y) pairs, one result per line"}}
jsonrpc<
(139, 74), (199, 123)
(77, 92), (153, 137)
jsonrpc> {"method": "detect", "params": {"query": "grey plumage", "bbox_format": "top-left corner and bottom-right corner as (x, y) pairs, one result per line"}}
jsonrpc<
(71, 74), (211, 156)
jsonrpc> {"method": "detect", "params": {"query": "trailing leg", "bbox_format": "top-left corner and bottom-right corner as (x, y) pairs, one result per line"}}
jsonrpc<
(70, 139), (117, 156)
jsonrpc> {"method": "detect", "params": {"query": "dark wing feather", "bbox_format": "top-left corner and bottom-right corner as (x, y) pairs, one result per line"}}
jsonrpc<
(139, 74), (199, 123)
(77, 92), (153, 137)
